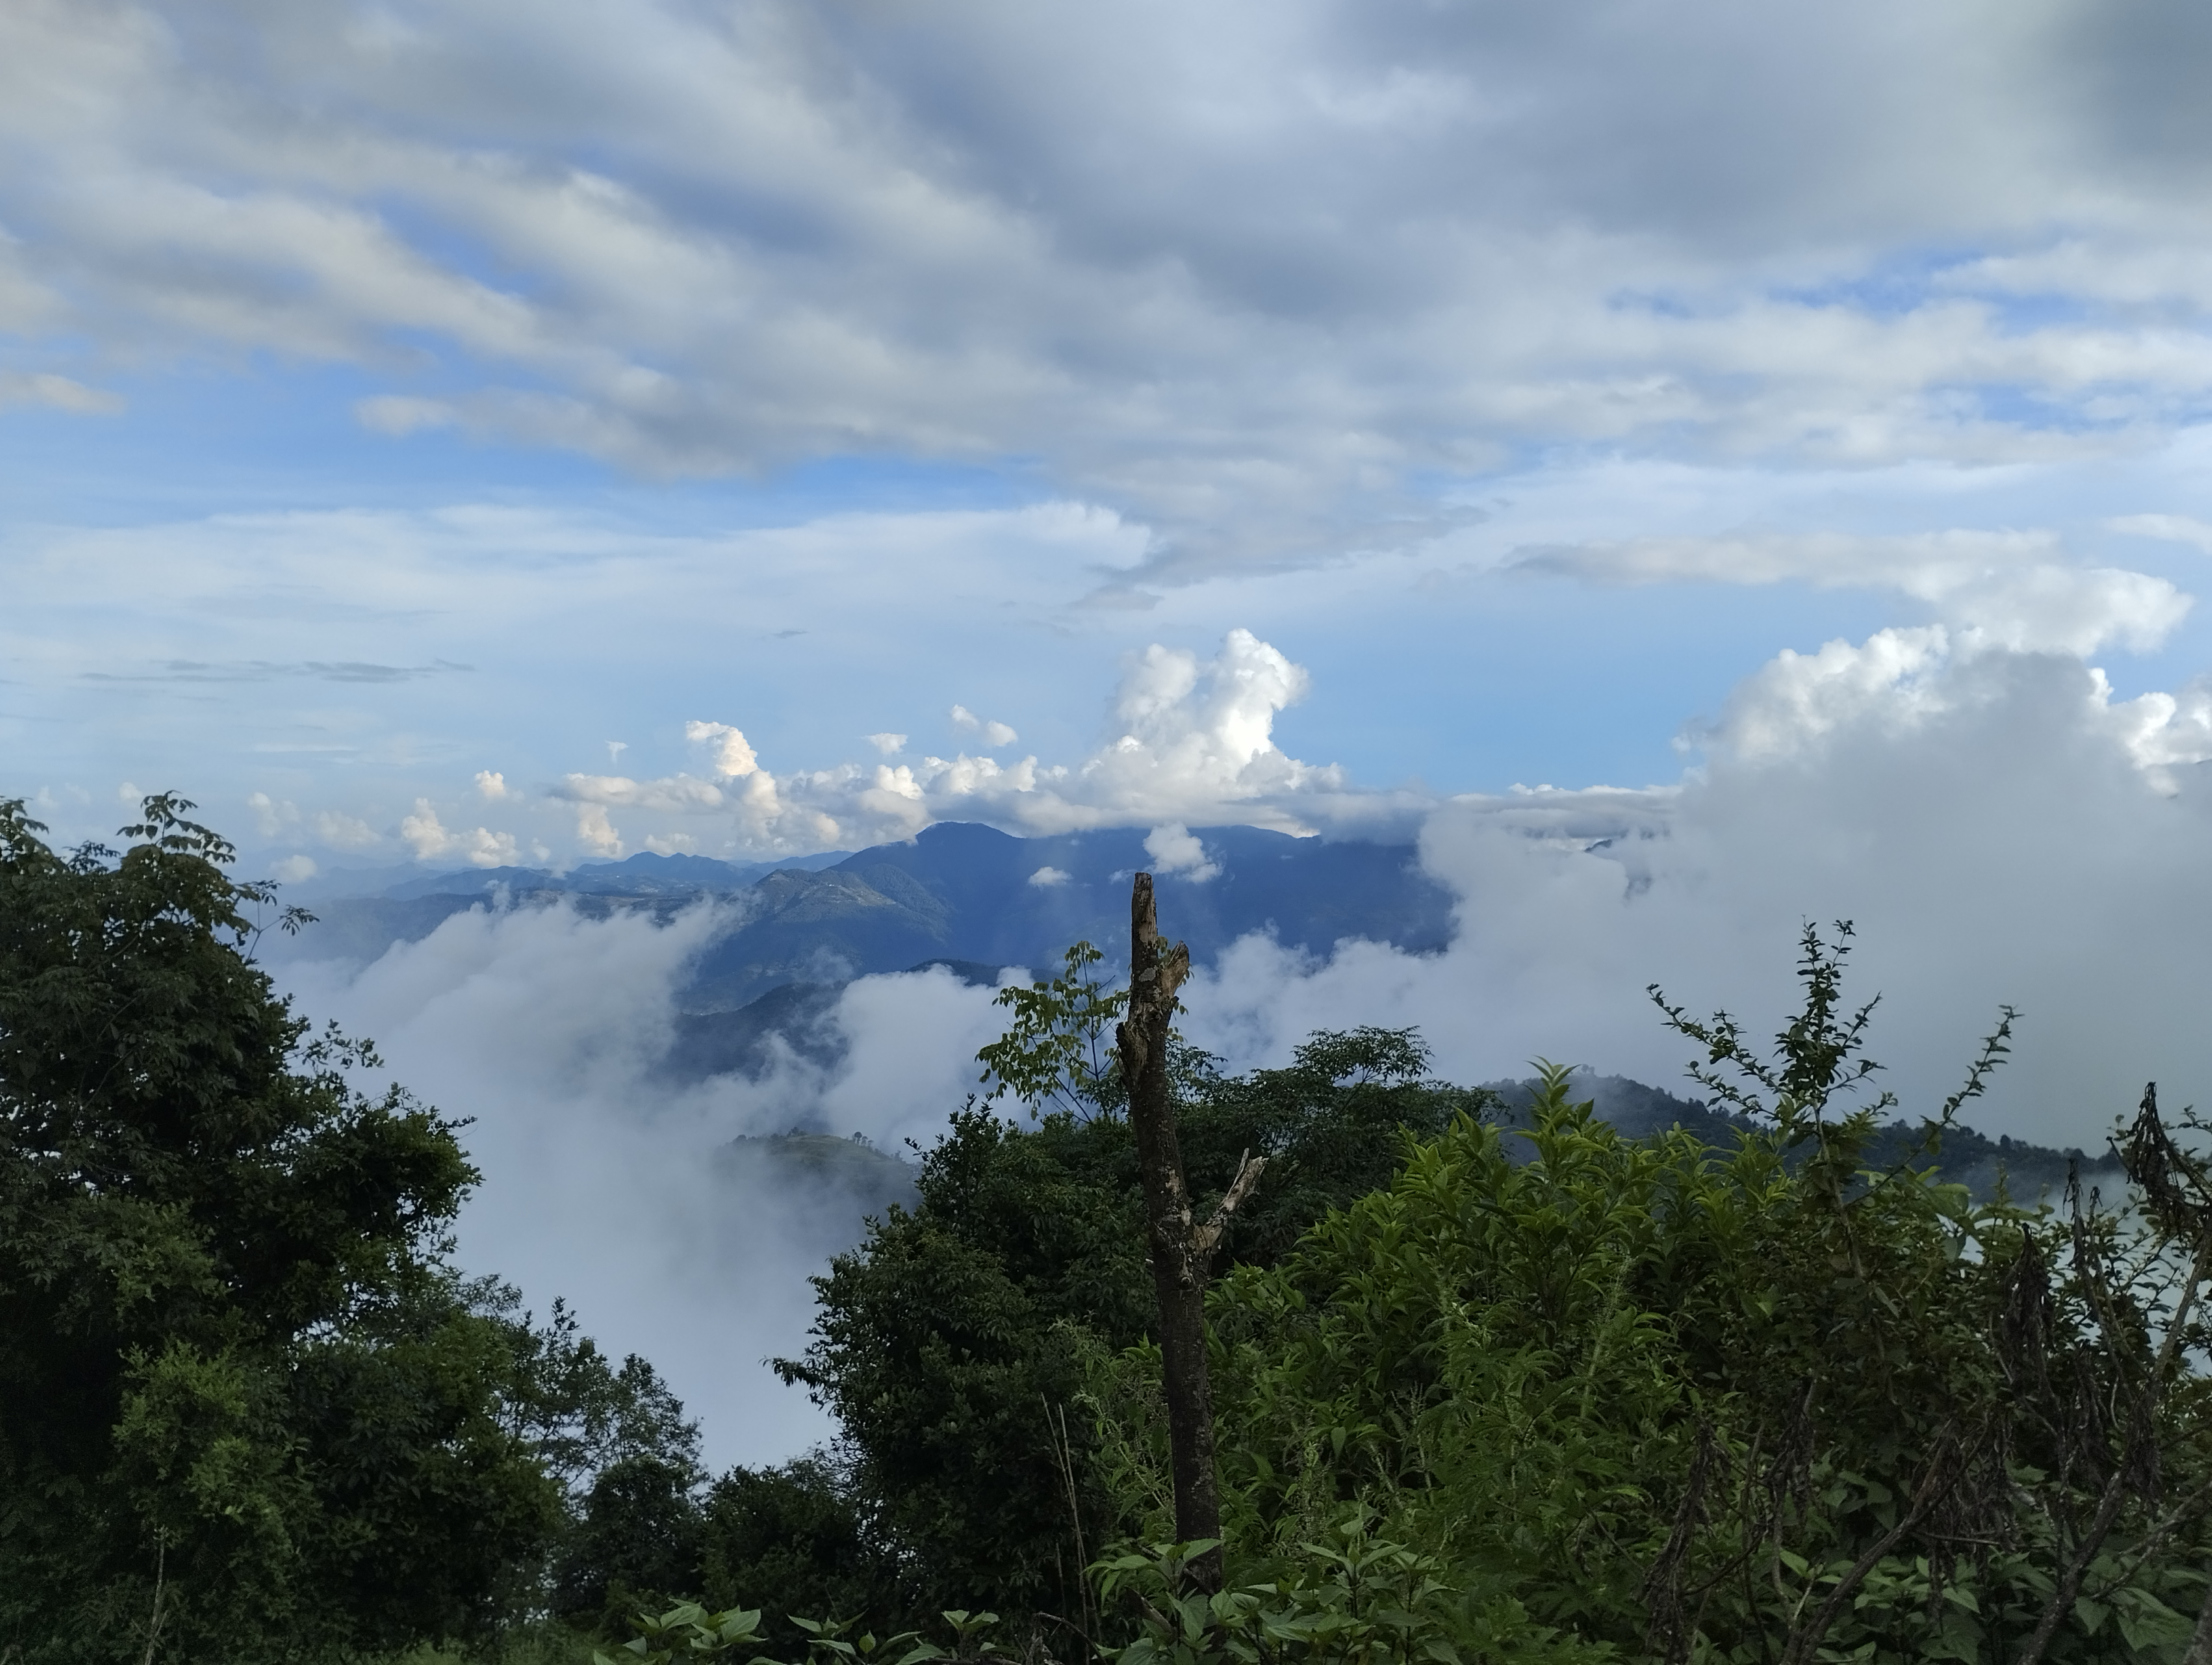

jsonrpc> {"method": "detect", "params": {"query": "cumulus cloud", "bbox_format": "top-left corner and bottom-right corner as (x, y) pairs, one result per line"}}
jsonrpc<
(573, 803), (622, 858)
(865, 733), (908, 756)
(1166, 630), (2212, 1152)
(401, 798), (523, 867)
(475, 769), (514, 801)
(616, 629), (1383, 857)
(950, 707), (1018, 748)
(270, 853), (317, 884)
(247, 791), (299, 836)
(1692, 619), (2212, 793)
(1144, 822), (1219, 882)
(1028, 865), (1071, 888)
(687, 720), (760, 779)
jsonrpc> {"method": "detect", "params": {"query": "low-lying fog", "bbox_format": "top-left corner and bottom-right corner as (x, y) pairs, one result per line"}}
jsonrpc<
(273, 636), (2212, 1469)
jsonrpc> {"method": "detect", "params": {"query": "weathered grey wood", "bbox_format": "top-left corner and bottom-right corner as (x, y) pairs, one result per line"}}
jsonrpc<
(1116, 873), (1263, 1594)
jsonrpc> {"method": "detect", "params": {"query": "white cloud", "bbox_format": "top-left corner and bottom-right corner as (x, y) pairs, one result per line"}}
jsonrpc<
(1707, 627), (1954, 763)
(463, 828), (523, 867)
(1064, 630), (1342, 829)
(356, 395), (459, 436)
(556, 772), (726, 813)
(315, 810), (382, 849)
(0, 372), (123, 416)
(574, 803), (623, 857)
(1172, 631), (2212, 1152)
(275, 897), (843, 1469)
(274, 899), (1048, 1468)
(685, 720), (760, 779)
(950, 707), (1018, 749)
(645, 831), (696, 855)
(401, 798), (523, 867)
(400, 800), (452, 860)
(1027, 865), (1070, 887)
(1513, 530), (2193, 659)
(1144, 822), (1220, 882)
(2111, 514), (2212, 556)
(1698, 618), (2212, 791)
(270, 853), (318, 884)
(246, 790), (299, 836)
(16, 2), (2212, 568)
(638, 629), (1381, 856)
(865, 732), (908, 756)
(475, 769), (514, 801)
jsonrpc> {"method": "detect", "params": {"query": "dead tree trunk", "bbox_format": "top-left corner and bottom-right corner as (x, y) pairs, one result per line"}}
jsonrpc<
(1116, 873), (1264, 1595)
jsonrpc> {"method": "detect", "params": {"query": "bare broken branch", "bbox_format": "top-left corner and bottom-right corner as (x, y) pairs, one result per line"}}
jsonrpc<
(1193, 1149), (1268, 1264)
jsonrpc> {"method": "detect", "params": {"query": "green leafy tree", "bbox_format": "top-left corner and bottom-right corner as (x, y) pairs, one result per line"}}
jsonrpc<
(698, 1456), (897, 1643)
(977, 940), (1129, 1120)
(1076, 926), (2212, 1665)
(0, 795), (568, 1661)
(779, 928), (1488, 1636)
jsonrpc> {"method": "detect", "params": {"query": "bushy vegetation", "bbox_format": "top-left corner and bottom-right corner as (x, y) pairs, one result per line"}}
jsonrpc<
(737, 931), (2212, 1665)
(12, 798), (2212, 1665)
(0, 798), (695, 1662)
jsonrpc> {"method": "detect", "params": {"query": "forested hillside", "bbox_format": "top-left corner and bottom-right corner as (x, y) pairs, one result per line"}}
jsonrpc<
(266, 822), (1455, 1010)
(7, 799), (2207, 1665)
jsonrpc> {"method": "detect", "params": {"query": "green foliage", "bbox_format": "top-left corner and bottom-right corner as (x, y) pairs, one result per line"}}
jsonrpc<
(0, 795), (666, 1662)
(1093, 1517), (1602, 1665)
(781, 997), (1491, 1633)
(590, 1600), (1011, 1665)
(36, 803), (2190, 1665)
(593, 1601), (768, 1665)
(438, 918), (2212, 1665)
(777, 1098), (1147, 1623)
(699, 1458), (898, 1640)
(1070, 927), (2210, 1665)
(978, 941), (1130, 1119)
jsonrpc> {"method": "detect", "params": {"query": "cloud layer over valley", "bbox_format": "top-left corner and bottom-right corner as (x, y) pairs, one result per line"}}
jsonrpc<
(282, 902), (1023, 1470)
(268, 592), (2212, 1467)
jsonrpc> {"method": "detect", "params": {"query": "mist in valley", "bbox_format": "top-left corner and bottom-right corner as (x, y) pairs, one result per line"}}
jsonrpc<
(269, 628), (2212, 1469)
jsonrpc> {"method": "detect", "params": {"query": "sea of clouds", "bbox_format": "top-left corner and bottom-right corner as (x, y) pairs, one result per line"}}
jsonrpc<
(276, 588), (2212, 1470)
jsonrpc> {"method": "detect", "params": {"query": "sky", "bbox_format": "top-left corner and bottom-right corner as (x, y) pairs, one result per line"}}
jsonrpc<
(14, 0), (2212, 1464)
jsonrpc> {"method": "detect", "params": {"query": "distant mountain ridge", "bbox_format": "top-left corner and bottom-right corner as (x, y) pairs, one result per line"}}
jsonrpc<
(272, 829), (2113, 1207)
(736, 1072), (2122, 1263)
(377, 847), (852, 901)
(1485, 1072), (2122, 1203)
(269, 822), (1458, 1015)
